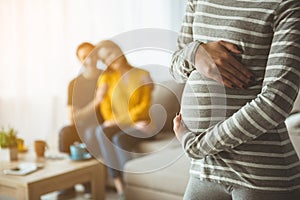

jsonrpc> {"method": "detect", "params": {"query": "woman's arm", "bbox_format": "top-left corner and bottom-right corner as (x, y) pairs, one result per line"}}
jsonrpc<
(179, 1), (300, 159)
(170, 0), (253, 88)
(170, 0), (202, 82)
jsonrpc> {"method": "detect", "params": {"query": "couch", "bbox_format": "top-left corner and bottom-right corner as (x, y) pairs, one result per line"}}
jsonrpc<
(123, 80), (300, 200)
(124, 80), (188, 200)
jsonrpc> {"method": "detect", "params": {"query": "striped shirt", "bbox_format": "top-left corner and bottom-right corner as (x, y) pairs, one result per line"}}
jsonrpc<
(171, 0), (300, 192)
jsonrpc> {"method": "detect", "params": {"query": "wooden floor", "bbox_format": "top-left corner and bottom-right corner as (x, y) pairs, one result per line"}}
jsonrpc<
(41, 185), (119, 200)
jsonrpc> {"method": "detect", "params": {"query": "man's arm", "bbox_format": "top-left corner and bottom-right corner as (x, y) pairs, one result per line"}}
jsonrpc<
(67, 79), (75, 124)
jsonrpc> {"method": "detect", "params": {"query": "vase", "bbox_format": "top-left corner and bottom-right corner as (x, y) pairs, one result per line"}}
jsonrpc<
(9, 146), (18, 161)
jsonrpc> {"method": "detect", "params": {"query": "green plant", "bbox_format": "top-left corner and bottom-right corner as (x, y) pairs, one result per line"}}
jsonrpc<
(0, 127), (18, 148)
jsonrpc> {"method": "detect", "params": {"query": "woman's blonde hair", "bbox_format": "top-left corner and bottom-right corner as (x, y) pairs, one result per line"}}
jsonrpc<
(97, 40), (127, 64)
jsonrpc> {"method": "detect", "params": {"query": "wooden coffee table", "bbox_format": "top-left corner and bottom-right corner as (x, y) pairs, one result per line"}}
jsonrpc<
(0, 151), (106, 200)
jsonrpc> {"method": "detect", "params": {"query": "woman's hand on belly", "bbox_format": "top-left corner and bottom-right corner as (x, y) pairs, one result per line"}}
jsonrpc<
(133, 120), (157, 136)
(195, 40), (255, 89)
(173, 112), (189, 143)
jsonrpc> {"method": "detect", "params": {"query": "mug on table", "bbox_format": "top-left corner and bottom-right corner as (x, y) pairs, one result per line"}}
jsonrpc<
(34, 140), (48, 157)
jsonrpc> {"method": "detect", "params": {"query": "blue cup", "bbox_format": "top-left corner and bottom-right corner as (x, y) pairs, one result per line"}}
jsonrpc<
(70, 143), (90, 160)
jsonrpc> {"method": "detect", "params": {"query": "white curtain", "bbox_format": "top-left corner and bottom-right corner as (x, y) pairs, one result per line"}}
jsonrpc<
(0, 0), (186, 149)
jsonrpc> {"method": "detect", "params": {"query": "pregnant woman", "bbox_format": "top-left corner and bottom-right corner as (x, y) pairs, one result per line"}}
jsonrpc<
(171, 0), (300, 199)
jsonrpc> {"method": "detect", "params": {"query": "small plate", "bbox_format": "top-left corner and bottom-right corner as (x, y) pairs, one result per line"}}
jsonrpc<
(70, 153), (92, 161)
(3, 162), (41, 176)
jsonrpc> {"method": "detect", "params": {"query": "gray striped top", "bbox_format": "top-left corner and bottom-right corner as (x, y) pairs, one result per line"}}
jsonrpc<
(171, 0), (300, 192)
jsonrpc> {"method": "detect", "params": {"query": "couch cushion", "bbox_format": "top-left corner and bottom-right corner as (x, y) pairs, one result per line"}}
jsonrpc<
(135, 131), (180, 154)
(289, 135), (300, 159)
(150, 81), (185, 133)
(286, 113), (300, 158)
(286, 113), (300, 136)
(124, 147), (190, 196)
(292, 92), (300, 113)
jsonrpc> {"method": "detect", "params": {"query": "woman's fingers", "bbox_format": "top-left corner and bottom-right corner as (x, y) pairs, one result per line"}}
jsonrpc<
(211, 74), (234, 88)
(216, 68), (242, 88)
(173, 113), (187, 142)
(227, 54), (255, 81)
(218, 64), (248, 88)
(212, 52), (247, 83)
(219, 40), (242, 54)
(209, 68), (244, 89)
(196, 41), (256, 89)
(173, 113), (182, 132)
(219, 41), (255, 80)
(204, 56), (249, 88)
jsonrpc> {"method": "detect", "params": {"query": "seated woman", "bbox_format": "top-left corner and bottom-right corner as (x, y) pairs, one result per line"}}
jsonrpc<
(94, 40), (154, 198)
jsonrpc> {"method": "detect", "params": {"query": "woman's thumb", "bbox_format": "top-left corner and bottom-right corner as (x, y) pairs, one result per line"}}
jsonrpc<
(219, 40), (242, 54)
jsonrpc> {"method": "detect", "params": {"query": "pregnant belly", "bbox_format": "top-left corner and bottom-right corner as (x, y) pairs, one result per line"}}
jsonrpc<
(181, 71), (260, 133)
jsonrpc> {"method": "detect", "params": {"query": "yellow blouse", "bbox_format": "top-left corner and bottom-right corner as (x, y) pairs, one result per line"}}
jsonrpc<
(98, 68), (152, 126)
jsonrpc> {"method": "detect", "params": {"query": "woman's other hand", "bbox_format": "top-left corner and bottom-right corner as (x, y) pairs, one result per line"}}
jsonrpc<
(134, 121), (156, 137)
(195, 40), (255, 89)
(94, 83), (108, 106)
(173, 113), (188, 142)
(103, 120), (116, 127)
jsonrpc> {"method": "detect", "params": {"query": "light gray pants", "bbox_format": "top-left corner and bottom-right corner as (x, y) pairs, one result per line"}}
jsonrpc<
(184, 176), (299, 200)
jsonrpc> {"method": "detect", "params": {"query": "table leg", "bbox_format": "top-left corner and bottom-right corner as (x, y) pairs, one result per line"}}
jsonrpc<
(91, 162), (106, 200)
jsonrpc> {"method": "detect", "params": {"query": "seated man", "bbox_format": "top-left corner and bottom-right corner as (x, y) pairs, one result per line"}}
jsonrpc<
(58, 42), (103, 199)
